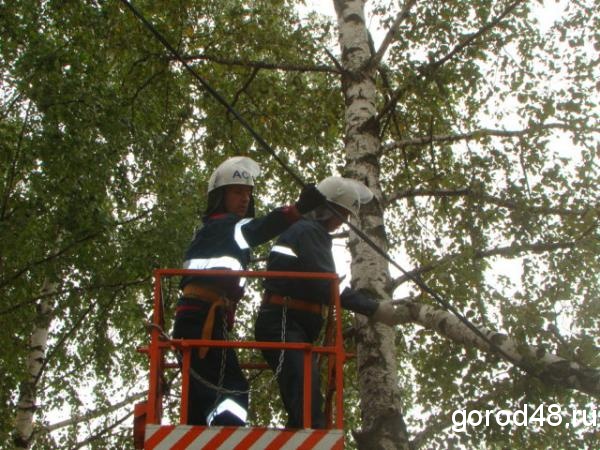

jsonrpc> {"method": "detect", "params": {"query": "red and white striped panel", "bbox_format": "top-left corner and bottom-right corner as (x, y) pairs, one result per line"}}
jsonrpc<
(144, 425), (344, 450)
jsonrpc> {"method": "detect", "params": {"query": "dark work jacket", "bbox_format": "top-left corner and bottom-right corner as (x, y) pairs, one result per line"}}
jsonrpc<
(262, 218), (378, 316)
(177, 207), (300, 319)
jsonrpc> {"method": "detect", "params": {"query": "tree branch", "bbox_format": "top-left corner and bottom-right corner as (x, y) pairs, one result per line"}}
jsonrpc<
(232, 67), (260, 107)
(0, 233), (98, 290)
(385, 185), (591, 217)
(0, 91), (24, 122)
(366, 29), (416, 186)
(381, 123), (599, 152)
(363, 0), (417, 71)
(0, 209), (153, 289)
(392, 239), (578, 289)
(394, 300), (600, 398)
(324, 47), (345, 74)
(0, 277), (150, 316)
(427, 0), (525, 72)
(178, 53), (340, 74)
(1, 101), (32, 222)
(375, 78), (414, 125)
(330, 230), (349, 240)
(70, 411), (132, 450)
(377, 0), (527, 122)
(44, 391), (146, 432)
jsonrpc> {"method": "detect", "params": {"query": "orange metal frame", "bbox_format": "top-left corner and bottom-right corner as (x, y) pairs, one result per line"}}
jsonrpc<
(142, 268), (347, 432)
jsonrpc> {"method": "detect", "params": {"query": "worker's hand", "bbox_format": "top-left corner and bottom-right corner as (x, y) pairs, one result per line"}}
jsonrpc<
(295, 183), (327, 214)
(371, 301), (399, 327)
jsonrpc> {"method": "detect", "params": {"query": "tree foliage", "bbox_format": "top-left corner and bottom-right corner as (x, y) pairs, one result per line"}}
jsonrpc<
(0, 0), (598, 448)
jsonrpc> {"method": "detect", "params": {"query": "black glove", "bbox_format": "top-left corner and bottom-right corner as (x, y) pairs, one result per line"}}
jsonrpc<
(295, 183), (327, 214)
(340, 287), (378, 316)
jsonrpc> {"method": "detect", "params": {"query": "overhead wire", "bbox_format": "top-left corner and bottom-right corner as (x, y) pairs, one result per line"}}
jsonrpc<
(118, 0), (529, 371)
(118, 0), (306, 188)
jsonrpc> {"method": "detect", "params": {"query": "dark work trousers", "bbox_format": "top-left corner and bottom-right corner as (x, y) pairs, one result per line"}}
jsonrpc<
(254, 305), (325, 429)
(173, 298), (249, 426)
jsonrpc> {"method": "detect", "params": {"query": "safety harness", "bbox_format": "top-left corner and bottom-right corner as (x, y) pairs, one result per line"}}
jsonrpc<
(180, 283), (228, 358)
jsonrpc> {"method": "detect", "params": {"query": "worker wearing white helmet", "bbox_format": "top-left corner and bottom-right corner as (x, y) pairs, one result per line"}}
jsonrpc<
(173, 156), (326, 428)
(254, 176), (400, 429)
(203, 156), (260, 218)
(314, 175), (371, 217)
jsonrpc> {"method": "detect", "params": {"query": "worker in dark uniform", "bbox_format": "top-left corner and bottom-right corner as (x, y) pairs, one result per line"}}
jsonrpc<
(173, 156), (325, 427)
(254, 176), (399, 429)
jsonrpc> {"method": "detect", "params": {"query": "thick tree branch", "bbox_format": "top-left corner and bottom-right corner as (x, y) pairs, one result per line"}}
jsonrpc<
(178, 53), (340, 74)
(330, 230), (349, 240)
(392, 239), (578, 289)
(393, 300), (600, 398)
(364, 0), (417, 71)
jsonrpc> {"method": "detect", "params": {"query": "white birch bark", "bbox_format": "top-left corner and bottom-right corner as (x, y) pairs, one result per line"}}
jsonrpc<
(14, 278), (57, 449)
(334, 1), (409, 448)
(394, 299), (600, 398)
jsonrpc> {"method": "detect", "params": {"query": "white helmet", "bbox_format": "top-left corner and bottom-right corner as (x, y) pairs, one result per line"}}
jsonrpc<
(207, 156), (261, 193)
(316, 176), (373, 217)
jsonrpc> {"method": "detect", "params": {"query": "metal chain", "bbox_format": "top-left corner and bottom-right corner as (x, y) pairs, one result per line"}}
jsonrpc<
(190, 301), (249, 398)
(191, 300), (290, 394)
(149, 298), (292, 398)
(187, 301), (290, 395)
(210, 303), (231, 410)
(146, 322), (170, 340)
(272, 298), (288, 380)
(147, 320), (248, 396)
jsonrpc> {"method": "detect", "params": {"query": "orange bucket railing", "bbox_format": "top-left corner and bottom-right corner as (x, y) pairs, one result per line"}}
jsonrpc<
(139, 268), (347, 433)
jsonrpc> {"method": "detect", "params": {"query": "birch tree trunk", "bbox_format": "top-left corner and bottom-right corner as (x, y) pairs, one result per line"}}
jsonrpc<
(334, 1), (409, 448)
(14, 278), (57, 449)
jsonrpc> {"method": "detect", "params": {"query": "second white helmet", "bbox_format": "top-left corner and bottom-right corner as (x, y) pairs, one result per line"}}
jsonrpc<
(207, 156), (261, 193)
(316, 176), (373, 217)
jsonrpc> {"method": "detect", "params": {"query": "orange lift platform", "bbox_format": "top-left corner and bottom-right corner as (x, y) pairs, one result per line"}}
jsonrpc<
(134, 268), (348, 449)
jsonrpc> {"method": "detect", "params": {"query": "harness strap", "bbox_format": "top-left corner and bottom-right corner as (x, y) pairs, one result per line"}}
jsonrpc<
(263, 292), (324, 315)
(181, 283), (228, 358)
